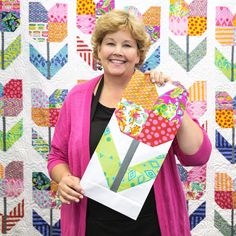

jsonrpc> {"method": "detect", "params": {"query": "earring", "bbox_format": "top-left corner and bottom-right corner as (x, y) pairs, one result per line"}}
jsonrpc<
(94, 59), (103, 71)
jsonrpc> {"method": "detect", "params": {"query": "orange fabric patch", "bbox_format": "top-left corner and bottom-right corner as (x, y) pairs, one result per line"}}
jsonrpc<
(0, 164), (4, 178)
(76, 0), (95, 15)
(32, 108), (50, 126)
(188, 17), (207, 36)
(142, 7), (161, 26)
(122, 71), (158, 110)
(233, 192), (236, 208)
(48, 23), (67, 42)
(215, 110), (234, 128)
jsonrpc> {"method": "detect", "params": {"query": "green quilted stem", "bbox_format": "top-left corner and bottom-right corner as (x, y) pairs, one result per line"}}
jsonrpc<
(214, 210), (236, 236)
(0, 35), (21, 70)
(215, 47), (236, 82)
(96, 127), (121, 188)
(32, 128), (49, 161)
(0, 119), (23, 151)
(189, 38), (207, 71)
(169, 37), (207, 72)
(117, 154), (165, 192)
(169, 37), (187, 71)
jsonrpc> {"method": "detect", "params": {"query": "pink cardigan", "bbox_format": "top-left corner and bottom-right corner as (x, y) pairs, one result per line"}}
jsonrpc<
(48, 75), (212, 236)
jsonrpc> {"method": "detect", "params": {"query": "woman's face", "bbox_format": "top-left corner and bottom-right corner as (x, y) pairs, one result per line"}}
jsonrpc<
(98, 30), (140, 79)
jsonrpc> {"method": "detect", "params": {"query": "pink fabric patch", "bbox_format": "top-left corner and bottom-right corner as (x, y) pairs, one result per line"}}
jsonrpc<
(169, 16), (188, 36)
(48, 4), (67, 23)
(186, 100), (207, 119)
(189, 0), (207, 17)
(50, 108), (60, 127)
(215, 191), (234, 209)
(77, 15), (96, 34)
(216, 7), (235, 27)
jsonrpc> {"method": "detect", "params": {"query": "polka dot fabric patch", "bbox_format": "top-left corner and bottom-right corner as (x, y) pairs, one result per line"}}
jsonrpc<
(137, 111), (180, 147)
(215, 110), (234, 128)
(3, 79), (22, 98)
(188, 17), (207, 36)
(76, 0), (95, 15)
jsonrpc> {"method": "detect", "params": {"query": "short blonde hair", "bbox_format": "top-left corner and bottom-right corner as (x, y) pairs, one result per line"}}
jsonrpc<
(91, 10), (151, 67)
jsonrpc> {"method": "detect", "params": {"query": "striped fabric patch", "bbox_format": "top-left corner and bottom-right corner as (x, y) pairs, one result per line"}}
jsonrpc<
(215, 130), (236, 163)
(76, 36), (95, 69)
(189, 81), (206, 102)
(215, 173), (233, 191)
(215, 27), (235, 46)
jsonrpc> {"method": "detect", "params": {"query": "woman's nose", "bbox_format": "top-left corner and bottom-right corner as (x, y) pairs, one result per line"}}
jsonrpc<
(113, 45), (123, 55)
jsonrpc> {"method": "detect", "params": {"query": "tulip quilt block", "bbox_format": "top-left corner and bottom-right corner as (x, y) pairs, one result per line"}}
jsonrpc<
(0, 0), (21, 70)
(29, 2), (68, 80)
(81, 70), (188, 219)
(0, 79), (23, 151)
(214, 173), (236, 235)
(0, 161), (24, 234)
(169, 0), (207, 72)
(215, 6), (236, 82)
(215, 91), (236, 164)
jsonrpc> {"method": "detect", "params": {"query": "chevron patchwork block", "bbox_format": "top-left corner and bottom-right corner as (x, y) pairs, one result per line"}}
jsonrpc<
(0, 199), (24, 234)
(0, 119), (23, 151)
(189, 201), (206, 230)
(0, 35), (21, 70)
(30, 44), (68, 80)
(33, 209), (60, 235)
(215, 48), (236, 82)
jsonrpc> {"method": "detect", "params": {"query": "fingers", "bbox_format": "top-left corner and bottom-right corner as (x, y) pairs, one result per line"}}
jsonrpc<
(146, 70), (172, 86)
(57, 175), (84, 205)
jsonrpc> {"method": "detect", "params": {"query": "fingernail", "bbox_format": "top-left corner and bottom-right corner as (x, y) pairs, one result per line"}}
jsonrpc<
(75, 199), (80, 203)
(151, 79), (155, 83)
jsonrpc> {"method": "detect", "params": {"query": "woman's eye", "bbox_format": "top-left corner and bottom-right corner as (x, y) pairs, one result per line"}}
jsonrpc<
(107, 42), (115, 46)
(124, 44), (131, 47)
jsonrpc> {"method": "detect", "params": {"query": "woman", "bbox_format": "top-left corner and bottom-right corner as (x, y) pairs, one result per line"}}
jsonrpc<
(48, 10), (212, 236)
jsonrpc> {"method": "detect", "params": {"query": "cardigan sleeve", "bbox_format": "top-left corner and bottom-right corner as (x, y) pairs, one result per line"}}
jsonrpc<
(47, 96), (70, 178)
(172, 119), (212, 166)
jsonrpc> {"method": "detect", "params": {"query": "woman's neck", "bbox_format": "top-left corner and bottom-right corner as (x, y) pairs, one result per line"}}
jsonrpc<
(98, 74), (132, 108)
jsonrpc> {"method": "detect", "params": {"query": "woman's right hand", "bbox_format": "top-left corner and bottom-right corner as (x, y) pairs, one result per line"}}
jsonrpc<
(57, 174), (84, 204)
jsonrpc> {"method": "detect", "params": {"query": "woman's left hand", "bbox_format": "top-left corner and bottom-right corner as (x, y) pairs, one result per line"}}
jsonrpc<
(146, 70), (172, 87)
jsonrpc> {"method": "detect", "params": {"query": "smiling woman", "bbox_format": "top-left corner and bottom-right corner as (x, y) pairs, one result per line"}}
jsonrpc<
(91, 10), (151, 108)
(91, 10), (151, 67)
(97, 30), (140, 80)
(47, 9), (212, 236)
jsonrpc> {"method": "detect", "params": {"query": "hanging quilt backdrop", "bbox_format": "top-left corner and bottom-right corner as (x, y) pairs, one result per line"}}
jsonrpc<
(0, 0), (235, 235)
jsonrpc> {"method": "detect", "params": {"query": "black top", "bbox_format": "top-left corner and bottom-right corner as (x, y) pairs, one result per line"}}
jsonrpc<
(86, 80), (161, 236)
